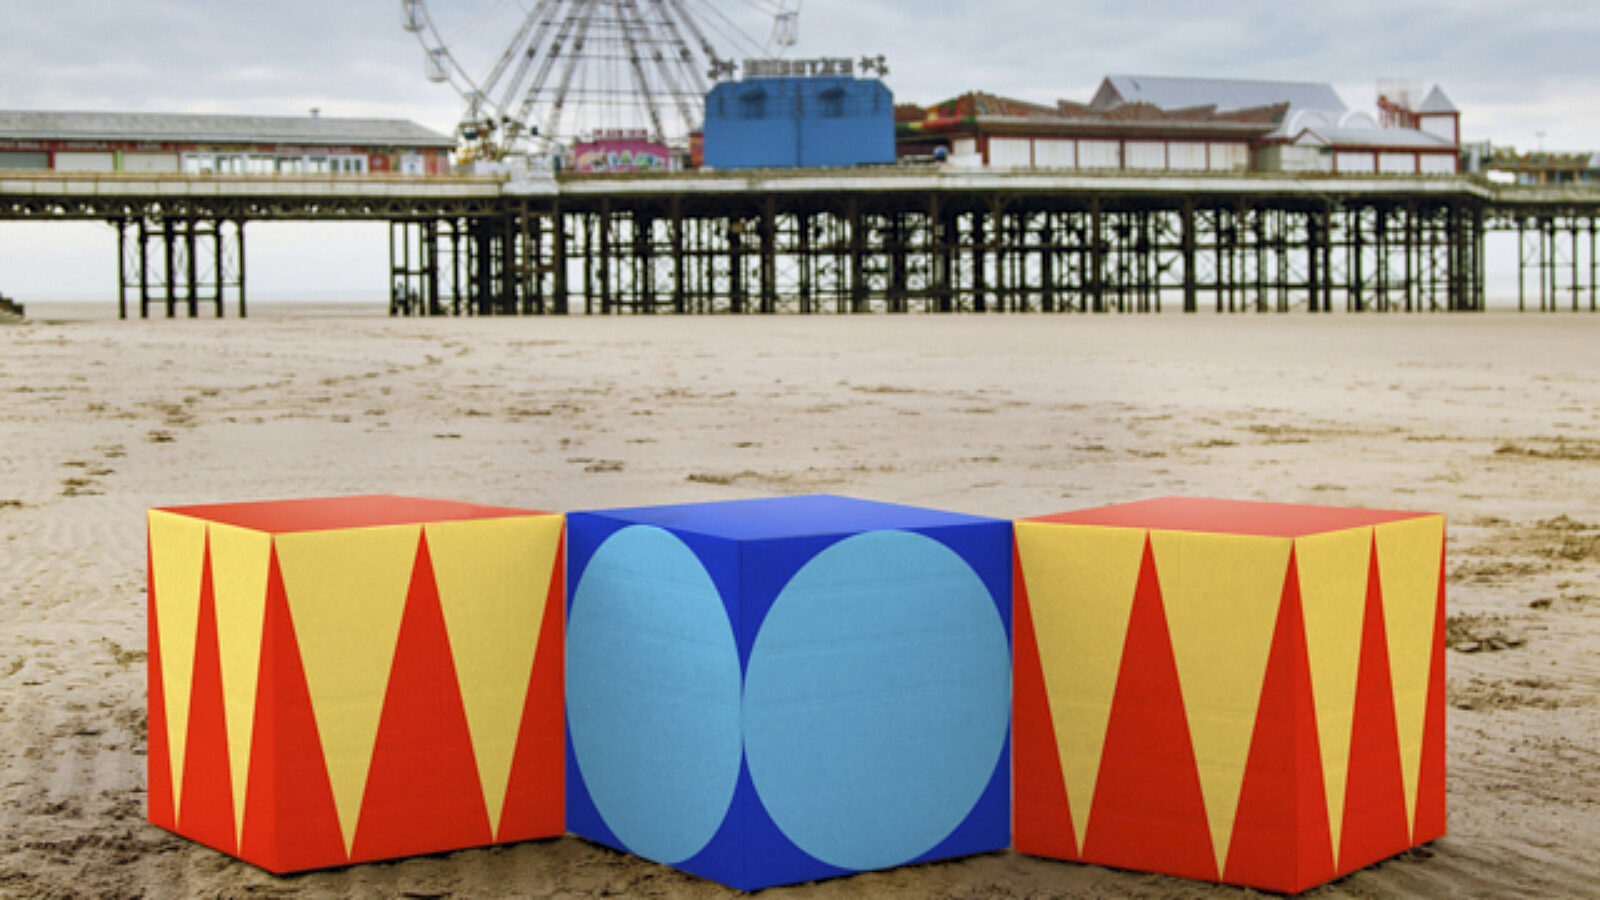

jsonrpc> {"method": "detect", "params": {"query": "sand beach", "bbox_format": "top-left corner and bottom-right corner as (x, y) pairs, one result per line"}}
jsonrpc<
(0, 305), (1596, 898)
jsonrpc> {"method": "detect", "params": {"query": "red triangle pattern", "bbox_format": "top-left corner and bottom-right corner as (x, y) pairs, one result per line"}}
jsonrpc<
(1412, 540), (1449, 845)
(1223, 549), (1334, 893)
(350, 532), (493, 862)
(177, 531), (238, 855)
(146, 536), (175, 830)
(497, 536), (568, 843)
(240, 543), (346, 873)
(1336, 537), (1411, 875)
(1081, 536), (1217, 882)
(1009, 542), (1077, 860)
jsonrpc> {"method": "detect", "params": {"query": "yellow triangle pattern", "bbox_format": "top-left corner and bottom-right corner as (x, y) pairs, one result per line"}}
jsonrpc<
(1151, 530), (1290, 877)
(148, 510), (207, 818)
(1374, 515), (1445, 840)
(1293, 526), (1371, 868)
(1292, 522), (1369, 864)
(276, 525), (419, 856)
(1015, 521), (1146, 855)
(208, 522), (272, 847)
(426, 515), (562, 838)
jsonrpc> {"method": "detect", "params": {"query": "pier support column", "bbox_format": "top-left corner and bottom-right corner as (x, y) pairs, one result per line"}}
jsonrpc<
(1181, 201), (1197, 313)
(966, 206), (979, 312)
(888, 211), (908, 313)
(796, 211), (812, 314)
(760, 196), (777, 314)
(553, 202), (569, 315)
(848, 196), (866, 313)
(671, 197), (686, 314)
(1089, 198), (1105, 313)
(236, 219), (247, 319)
(115, 219), (128, 320)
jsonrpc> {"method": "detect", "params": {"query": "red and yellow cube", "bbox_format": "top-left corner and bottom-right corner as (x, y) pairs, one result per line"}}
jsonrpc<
(1013, 498), (1446, 894)
(146, 495), (565, 872)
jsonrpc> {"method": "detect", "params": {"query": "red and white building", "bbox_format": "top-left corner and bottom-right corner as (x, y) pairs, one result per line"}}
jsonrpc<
(898, 76), (1462, 176)
(0, 110), (455, 176)
(896, 92), (1276, 173)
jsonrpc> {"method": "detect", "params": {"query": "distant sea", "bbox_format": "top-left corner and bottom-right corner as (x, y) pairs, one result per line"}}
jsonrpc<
(9, 294), (1564, 321)
(17, 300), (390, 322)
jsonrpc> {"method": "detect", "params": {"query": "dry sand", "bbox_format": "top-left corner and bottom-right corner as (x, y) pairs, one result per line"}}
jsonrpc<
(0, 304), (1596, 899)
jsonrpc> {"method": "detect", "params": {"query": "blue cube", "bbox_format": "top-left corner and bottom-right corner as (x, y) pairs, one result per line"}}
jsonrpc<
(565, 495), (1012, 890)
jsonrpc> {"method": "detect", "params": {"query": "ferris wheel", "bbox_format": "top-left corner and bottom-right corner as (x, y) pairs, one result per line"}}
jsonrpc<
(402, 0), (801, 156)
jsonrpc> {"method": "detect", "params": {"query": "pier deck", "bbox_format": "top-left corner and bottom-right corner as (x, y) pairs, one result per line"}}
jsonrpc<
(2, 169), (1597, 316)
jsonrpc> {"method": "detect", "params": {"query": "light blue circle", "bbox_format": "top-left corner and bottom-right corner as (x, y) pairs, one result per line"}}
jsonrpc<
(567, 525), (743, 865)
(743, 530), (1010, 872)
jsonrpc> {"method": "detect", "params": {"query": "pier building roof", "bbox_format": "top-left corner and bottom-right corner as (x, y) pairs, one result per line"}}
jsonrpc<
(1417, 86), (1458, 114)
(1294, 124), (1457, 150)
(1093, 75), (1348, 120)
(0, 110), (454, 148)
(900, 91), (1284, 141)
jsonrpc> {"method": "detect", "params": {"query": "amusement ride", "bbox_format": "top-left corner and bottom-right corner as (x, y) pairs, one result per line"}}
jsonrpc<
(401, 0), (800, 159)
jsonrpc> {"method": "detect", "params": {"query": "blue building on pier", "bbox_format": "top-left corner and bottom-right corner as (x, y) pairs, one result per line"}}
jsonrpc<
(703, 63), (894, 170)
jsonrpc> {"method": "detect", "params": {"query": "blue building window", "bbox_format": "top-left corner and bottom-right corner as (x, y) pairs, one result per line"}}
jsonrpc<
(820, 87), (846, 119)
(740, 88), (767, 120)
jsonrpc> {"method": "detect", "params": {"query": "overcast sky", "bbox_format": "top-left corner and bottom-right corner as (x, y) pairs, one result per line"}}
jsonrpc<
(3, 0), (1596, 302)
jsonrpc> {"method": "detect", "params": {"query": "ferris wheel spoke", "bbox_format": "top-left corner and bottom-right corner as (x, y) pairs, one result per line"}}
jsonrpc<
(646, 2), (709, 95)
(682, 0), (766, 61)
(544, 0), (602, 139)
(514, 0), (588, 131)
(638, 3), (704, 132)
(614, 0), (666, 137)
(662, 0), (724, 75)
(476, 0), (553, 113)
(492, 0), (566, 125)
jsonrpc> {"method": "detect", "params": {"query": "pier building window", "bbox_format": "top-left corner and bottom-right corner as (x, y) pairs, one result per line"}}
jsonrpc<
(1078, 140), (1120, 169)
(184, 153), (247, 174)
(1168, 142), (1207, 171)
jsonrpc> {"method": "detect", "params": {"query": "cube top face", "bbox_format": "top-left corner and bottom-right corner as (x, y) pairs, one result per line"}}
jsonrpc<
(572, 493), (1001, 542)
(155, 493), (548, 534)
(1029, 496), (1436, 538)
(564, 498), (1012, 890)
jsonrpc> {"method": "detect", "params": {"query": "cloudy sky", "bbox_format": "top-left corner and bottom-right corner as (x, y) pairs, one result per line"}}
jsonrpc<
(3, 0), (1596, 301)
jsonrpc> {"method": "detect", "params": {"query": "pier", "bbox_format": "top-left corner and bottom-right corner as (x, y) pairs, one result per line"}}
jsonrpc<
(3, 169), (1598, 316)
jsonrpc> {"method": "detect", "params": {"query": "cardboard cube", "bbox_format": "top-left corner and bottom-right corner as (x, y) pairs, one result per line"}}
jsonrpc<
(565, 494), (1012, 890)
(146, 495), (565, 872)
(1013, 497), (1446, 893)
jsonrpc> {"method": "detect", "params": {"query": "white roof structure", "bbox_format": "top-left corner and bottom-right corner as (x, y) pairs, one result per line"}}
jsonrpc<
(1092, 74), (1458, 149)
(1093, 75), (1347, 118)
(1417, 86), (1458, 114)
(1297, 125), (1457, 150)
(0, 110), (455, 148)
